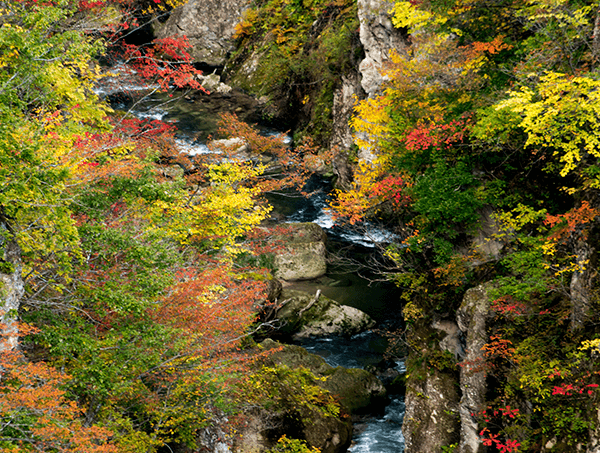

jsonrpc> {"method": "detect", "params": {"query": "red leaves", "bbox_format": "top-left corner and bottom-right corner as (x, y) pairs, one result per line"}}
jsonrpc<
(404, 118), (468, 153)
(478, 408), (521, 452)
(490, 296), (528, 318)
(116, 37), (206, 92)
(552, 382), (599, 396)
(371, 174), (412, 208)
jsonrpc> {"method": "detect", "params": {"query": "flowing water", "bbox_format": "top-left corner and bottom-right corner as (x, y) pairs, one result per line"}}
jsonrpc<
(98, 80), (406, 452)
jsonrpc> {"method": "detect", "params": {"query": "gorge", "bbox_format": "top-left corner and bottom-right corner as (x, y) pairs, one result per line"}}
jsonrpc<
(2, 0), (600, 452)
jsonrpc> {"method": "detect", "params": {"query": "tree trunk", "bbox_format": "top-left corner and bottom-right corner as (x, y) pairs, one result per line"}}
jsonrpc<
(570, 238), (593, 330)
(593, 6), (600, 65)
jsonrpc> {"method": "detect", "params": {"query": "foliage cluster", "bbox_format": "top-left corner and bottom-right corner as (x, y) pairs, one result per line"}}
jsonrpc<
(0, 0), (341, 451)
(326, 0), (600, 450)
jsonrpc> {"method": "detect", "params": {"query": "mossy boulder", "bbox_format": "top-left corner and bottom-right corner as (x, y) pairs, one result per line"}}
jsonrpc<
(262, 339), (387, 415)
(275, 289), (375, 340)
(233, 339), (388, 453)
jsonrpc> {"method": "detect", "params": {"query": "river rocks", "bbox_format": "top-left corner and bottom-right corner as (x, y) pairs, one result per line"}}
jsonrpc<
(208, 137), (249, 154)
(262, 339), (387, 415)
(232, 339), (389, 453)
(275, 289), (375, 340)
(198, 73), (234, 94)
(273, 223), (328, 281)
(154, 0), (249, 66)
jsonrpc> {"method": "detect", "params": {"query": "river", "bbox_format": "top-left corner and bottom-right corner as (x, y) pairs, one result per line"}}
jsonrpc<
(97, 77), (406, 452)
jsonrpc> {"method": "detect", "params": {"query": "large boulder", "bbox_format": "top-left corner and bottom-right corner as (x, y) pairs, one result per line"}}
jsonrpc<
(273, 223), (328, 281)
(275, 289), (375, 340)
(154, 0), (250, 66)
(263, 339), (387, 415)
(232, 339), (387, 453)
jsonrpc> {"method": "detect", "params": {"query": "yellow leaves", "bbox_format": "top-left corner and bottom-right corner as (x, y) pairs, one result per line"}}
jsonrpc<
(150, 160), (272, 250)
(495, 204), (548, 230)
(390, 1), (438, 33)
(496, 72), (600, 177)
(328, 158), (387, 224)
(579, 338), (600, 352)
(350, 95), (392, 151)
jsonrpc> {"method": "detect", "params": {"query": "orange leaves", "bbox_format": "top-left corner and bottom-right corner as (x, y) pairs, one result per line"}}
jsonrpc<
(153, 263), (267, 358)
(0, 349), (117, 453)
(544, 201), (599, 242)
(482, 334), (518, 365)
(459, 36), (513, 75)
(329, 159), (412, 225)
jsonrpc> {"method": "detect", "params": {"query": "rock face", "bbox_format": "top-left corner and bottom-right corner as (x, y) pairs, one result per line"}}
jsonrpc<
(357, 0), (406, 97)
(273, 223), (328, 281)
(330, 72), (363, 189)
(457, 285), (492, 453)
(570, 236), (595, 330)
(275, 289), (375, 340)
(403, 284), (495, 453)
(0, 226), (24, 351)
(155, 0), (250, 66)
(355, 0), (406, 163)
(403, 366), (461, 451)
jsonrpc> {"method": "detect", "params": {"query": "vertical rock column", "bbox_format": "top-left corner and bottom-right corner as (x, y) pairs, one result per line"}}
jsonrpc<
(456, 284), (492, 453)
(0, 224), (24, 351)
(403, 320), (461, 452)
(355, 0), (406, 163)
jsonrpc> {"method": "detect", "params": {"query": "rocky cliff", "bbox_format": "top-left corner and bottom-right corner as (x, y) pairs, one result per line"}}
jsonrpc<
(155, 0), (249, 66)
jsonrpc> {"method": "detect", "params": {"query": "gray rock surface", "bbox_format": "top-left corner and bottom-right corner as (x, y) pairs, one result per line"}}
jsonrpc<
(457, 284), (492, 453)
(355, 0), (406, 163)
(273, 223), (328, 281)
(0, 225), (23, 351)
(155, 0), (250, 66)
(357, 0), (406, 96)
(331, 72), (363, 152)
(403, 367), (461, 451)
(276, 289), (375, 340)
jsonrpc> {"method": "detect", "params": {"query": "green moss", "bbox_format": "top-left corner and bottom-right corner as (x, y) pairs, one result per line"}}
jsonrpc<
(0, 261), (15, 274)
